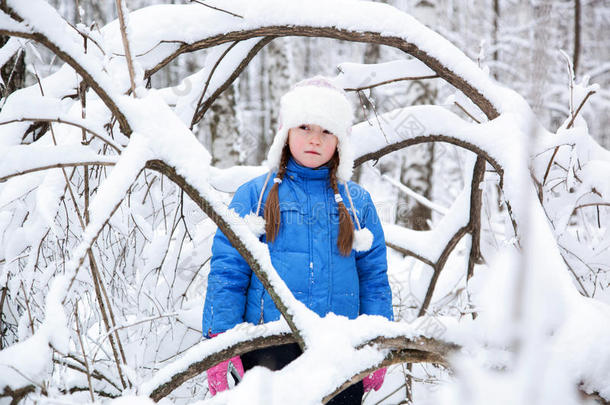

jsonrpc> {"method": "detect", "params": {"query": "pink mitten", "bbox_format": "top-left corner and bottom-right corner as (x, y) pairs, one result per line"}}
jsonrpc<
(362, 368), (386, 392)
(207, 356), (245, 396)
(206, 333), (244, 396)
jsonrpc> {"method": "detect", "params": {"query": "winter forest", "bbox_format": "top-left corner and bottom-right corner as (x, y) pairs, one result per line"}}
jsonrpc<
(0, 0), (609, 404)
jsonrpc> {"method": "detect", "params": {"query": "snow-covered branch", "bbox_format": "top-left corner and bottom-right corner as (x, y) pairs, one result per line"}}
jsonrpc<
(0, 0), (132, 135)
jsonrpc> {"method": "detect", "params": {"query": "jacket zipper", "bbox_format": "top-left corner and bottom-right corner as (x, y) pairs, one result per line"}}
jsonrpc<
(306, 179), (314, 303)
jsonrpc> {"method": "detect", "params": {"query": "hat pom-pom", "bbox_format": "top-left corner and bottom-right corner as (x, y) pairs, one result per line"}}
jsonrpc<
(244, 212), (266, 237)
(353, 227), (373, 251)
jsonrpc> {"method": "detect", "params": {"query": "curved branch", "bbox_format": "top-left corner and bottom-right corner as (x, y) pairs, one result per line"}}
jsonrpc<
(190, 36), (273, 125)
(323, 336), (457, 404)
(144, 160), (306, 349)
(149, 333), (295, 401)
(356, 139), (490, 316)
(418, 226), (470, 317)
(144, 26), (499, 119)
(191, 40), (241, 128)
(146, 330), (456, 402)
(354, 134), (503, 178)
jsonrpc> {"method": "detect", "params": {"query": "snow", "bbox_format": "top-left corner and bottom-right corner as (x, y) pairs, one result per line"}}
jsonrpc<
(208, 166), (268, 193)
(8, 0), (119, 97)
(382, 174), (449, 215)
(0, 276), (69, 389)
(65, 133), (153, 284)
(384, 182), (470, 264)
(94, 0), (527, 115)
(1, 0), (609, 403)
(174, 39), (263, 126)
(0, 145), (117, 182)
(0, 37), (23, 74)
(0, 11), (31, 34)
(335, 59), (437, 89)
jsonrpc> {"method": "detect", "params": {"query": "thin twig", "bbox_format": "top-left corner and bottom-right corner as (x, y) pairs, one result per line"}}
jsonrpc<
(190, 0), (243, 18)
(542, 90), (596, 186)
(75, 306), (95, 402)
(20, 281), (35, 335)
(115, 0), (137, 96)
(343, 74), (439, 92)
(191, 41), (239, 129)
(453, 101), (481, 123)
(0, 161), (116, 183)
(0, 117), (122, 152)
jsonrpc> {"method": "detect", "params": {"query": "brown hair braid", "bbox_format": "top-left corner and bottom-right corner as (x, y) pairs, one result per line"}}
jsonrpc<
(329, 151), (354, 256)
(264, 147), (354, 256)
(264, 145), (291, 242)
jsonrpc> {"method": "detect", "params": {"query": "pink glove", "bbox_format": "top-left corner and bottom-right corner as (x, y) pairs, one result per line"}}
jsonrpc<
(362, 368), (386, 392)
(207, 356), (245, 395)
(206, 333), (244, 396)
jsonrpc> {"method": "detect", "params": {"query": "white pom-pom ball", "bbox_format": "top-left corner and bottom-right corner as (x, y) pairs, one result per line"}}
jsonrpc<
(244, 212), (266, 237)
(352, 227), (373, 251)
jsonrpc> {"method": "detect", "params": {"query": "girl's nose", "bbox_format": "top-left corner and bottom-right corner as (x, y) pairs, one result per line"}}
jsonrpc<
(310, 129), (323, 144)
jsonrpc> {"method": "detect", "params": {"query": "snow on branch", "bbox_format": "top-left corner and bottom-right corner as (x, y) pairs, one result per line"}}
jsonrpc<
(384, 185), (470, 267)
(0, 145), (117, 182)
(64, 133), (152, 294)
(0, 37), (23, 69)
(140, 316), (459, 402)
(170, 38), (271, 128)
(335, 59), (439, 91)
(0, 0), (132, 135)
(0, 1), (608, 403)
(34, 0), (510, 119)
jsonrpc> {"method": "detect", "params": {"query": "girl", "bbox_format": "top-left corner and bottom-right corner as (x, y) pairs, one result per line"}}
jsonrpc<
(202, 76), (393, 404)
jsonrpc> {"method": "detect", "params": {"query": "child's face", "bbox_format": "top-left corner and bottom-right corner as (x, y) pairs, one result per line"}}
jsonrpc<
(287, 124), (338, 168)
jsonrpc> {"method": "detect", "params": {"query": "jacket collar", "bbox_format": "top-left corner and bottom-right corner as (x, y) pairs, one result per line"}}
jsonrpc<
(285, 156), (330, 180)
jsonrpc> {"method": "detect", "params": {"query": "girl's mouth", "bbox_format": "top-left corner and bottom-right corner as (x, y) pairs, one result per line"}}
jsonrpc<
(305, 151), (320, 155)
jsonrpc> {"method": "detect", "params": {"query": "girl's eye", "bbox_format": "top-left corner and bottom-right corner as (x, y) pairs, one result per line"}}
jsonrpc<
(299, 125), (309, 130)
(323, 129), (332, 135)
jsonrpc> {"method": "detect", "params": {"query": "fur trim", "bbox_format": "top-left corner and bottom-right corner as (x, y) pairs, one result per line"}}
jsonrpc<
(244, 212), (266, 237)
(353, 227), (373, 252)
(265, 76), (354, 182)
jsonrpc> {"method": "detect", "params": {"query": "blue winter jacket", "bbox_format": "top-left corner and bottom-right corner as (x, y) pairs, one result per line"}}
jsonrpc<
(202, 157), (393, 336)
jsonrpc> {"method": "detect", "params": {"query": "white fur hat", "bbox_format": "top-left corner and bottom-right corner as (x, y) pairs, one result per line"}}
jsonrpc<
(264, 76), (355, 182)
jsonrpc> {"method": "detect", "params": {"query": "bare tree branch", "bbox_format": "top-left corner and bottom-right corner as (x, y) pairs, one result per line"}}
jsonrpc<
(143, 26), (499, 119)
(115, 0), (137, 96)
(0, 161), (115, 183)
(0, 117), (123, 152)
(144, 159), (307, 349)
(0, 10), (132, 135)
(190, 36), (273, 125)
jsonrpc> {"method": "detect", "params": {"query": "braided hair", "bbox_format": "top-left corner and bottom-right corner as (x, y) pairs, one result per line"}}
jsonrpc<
(264, 145), (291, 242)
(328, 151), (354, 256)
(263, 146), (354, 256)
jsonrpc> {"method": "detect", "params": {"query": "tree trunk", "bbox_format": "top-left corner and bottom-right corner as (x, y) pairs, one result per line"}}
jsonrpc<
(209, 84), (240, 168)
(573, 0), (581, 75)
(0, 36), (25, 99)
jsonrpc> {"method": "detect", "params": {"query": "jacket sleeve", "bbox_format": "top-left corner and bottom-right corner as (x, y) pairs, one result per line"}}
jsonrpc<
(355, 190), (394, 321)
(201, 182), (258, 336)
